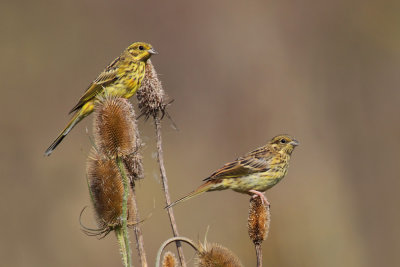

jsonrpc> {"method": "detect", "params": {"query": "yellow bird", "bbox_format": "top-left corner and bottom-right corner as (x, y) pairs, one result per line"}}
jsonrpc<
(168, 135), (299, 207)
(45, 42), (157, 156)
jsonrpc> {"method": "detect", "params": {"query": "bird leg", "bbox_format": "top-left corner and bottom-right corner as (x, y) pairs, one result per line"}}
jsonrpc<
(249, 190), (270, 207)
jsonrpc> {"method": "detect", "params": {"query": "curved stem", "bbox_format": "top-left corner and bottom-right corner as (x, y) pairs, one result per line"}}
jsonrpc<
(155, 237), (199, 267)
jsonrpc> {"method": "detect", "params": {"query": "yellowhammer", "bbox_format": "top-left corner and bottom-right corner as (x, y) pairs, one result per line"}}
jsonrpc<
(168, 134), (299, 207)
(45, 42), (157, 156)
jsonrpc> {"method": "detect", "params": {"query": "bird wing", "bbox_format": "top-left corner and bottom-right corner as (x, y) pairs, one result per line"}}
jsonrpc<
(69, 57), (121, 114)
(204, 150), (272, 181)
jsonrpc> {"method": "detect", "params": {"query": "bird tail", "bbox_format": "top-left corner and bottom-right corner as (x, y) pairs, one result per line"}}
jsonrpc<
(166, 181), (214, 209)
(44, 111), (83, 156)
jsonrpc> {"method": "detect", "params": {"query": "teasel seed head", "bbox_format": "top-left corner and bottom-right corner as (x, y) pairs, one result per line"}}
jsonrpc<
(86, 150), (136, 236)
(248, 196), (270, 245)
(137, 59), (168, 119)
(123, 152), (144, 184)
(196, 243), (243, 267)
(94, 96), (138, 158)
(162, 251), (177, 267)
(121, 124), (144, 184)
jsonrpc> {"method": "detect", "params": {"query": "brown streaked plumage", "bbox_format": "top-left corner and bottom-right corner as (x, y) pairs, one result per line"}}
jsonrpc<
(167, 134), (299, 208)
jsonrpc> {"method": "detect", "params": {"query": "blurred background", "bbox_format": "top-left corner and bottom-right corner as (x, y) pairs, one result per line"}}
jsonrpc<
(1, 0), (399, 266)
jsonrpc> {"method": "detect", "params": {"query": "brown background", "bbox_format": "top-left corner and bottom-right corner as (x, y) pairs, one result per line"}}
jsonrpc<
(1, 0), (399, 266)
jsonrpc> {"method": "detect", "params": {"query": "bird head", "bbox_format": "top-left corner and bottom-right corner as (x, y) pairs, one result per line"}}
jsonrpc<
(269, 134), (299, 155)
(126, 42), (158, 62)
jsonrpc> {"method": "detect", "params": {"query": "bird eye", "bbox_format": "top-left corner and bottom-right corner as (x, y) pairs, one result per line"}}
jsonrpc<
(138, 45), (144, 50)
(280, 139), (286, 144)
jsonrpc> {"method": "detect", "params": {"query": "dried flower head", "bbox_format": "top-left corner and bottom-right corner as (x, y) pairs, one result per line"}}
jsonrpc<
(162, 251), (177, 267)
(197, 243), (243, 267)
(94, 96), (138, 158)
(248, 196), (270, 245)
(123, 152), (144, 184)
(86, 150), (136, 236)
(137, 59), (168, 119)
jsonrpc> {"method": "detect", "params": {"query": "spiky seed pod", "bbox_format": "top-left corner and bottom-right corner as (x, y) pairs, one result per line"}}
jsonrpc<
(86, 150), (136, 233)
(123, 152), (144, 184)
(125, 113), (144, 183)
(121, 119), (144, 183)
(248, 196), (270, 245)
(137, 59), (167, 119)
(196, 243), (243, 267)
(94, 96), (138, 158)
(162, 251), (178, 267)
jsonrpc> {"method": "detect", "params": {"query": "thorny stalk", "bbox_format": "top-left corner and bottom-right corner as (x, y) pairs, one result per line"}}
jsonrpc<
(130, 184), (148, 267)
(115, 227), (129, 267)
(116, 157), (133, 267)
(154, 117), (186, 267)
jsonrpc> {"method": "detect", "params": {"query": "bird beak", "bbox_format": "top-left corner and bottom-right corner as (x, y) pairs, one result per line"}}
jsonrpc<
(148, 48), (158, 55)
(290, 140), (299, 146)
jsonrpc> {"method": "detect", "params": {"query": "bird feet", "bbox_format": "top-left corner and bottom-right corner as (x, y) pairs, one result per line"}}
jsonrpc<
(249, 190), (270, 207)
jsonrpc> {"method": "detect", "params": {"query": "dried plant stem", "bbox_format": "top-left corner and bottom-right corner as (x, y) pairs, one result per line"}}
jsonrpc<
(115, 227), (129, 267)
(156, 237), (199, 267)
(248, 195), (271, 267)
(255, 244), (262, 267)
(116, 156), (133, 267)
(130, 187), (148, 267)
(154, 117), (186, 267)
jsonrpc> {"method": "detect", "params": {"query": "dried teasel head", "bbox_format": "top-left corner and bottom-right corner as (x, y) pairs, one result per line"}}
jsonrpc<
(94, 96), (139, 158)
(162, 251), (177, 267)
(121, 123), (144, 184)
(123, 152), (144, 184)
(196, 243), (243, 267)
(137, 59), (169, 119)
(85, 150), (136, 237)
(248, 196), (270, 245)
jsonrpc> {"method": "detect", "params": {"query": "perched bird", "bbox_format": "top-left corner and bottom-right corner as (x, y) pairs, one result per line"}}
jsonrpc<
(45, 42), (157, 156)
(168, 134), (299, 208)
